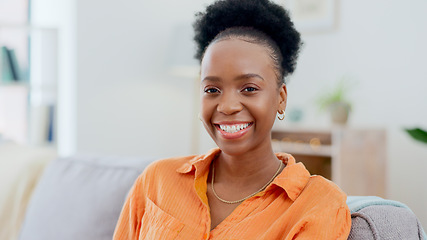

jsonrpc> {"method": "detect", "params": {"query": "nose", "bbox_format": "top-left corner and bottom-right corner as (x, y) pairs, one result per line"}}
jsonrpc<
(217, 91), (243, 115)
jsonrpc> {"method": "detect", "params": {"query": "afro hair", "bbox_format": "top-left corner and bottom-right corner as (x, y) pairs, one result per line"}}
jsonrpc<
(193, 0), (302, 78)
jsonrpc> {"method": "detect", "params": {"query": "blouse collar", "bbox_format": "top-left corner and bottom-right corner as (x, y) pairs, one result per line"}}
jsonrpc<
(176, 148), (310, 201)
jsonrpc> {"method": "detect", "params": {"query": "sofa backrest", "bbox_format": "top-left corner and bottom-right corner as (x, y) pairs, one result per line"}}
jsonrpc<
(19, 155), (155, 240)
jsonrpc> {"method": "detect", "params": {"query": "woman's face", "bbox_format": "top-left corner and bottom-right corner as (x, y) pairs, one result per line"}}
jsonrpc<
(200, 39), (287, 156)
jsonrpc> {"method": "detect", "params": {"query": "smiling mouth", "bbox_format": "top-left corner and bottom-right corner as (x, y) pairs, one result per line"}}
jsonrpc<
(215, 122), (253, 133)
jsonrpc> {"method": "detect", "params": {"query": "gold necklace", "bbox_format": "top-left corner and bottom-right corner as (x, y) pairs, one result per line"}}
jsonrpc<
(211, 161), (283, 204)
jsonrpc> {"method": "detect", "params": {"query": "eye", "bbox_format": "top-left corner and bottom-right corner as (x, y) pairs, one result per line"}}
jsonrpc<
(242, 86), (258, 92)
(204, 87), (220, 94)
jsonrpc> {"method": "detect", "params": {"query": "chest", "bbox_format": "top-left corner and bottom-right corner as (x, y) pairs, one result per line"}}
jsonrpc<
(140, 189), (299, 239)
(206, 184), (241, 230)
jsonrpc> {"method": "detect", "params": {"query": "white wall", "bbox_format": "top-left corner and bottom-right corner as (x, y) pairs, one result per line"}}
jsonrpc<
(76, 0), (212, 158)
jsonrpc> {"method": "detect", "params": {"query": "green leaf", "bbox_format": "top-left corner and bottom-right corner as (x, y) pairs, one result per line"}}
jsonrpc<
(405, 128), (427, 144)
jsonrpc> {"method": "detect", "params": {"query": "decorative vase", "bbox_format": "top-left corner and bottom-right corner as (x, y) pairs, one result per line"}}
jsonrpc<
(330, 102), (350, 125)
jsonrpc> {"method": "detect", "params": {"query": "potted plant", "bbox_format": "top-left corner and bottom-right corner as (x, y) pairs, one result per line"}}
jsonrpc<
(405, 128), (427, 144)
(317, 78), (353, 125)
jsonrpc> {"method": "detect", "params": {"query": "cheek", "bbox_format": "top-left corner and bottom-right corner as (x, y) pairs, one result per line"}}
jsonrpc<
(200, 97), (218, 140)
(258, 106), (277, 125)
(252, 92), (280, 124)
(200, 97), (214, 123)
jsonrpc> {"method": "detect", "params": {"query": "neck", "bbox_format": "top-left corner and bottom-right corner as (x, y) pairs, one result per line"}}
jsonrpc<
(214, 142), (281, 185)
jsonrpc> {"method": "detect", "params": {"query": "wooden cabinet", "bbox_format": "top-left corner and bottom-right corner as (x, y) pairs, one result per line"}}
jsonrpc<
(272, 128), (386, 197)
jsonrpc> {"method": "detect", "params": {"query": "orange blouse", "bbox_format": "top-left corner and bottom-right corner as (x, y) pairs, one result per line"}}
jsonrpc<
(113, 148), (351, 239)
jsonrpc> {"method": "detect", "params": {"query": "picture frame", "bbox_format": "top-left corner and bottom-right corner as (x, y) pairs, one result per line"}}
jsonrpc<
(279, 0), (339, 34)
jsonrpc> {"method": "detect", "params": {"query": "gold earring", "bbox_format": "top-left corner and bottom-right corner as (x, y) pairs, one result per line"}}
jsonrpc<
(277, 110), (285, 120)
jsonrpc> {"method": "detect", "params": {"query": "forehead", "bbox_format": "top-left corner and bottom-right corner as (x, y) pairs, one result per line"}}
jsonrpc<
(201, 39), (274, 78)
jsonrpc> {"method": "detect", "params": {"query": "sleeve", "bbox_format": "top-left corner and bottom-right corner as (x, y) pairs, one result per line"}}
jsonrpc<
(292, 205), (351, 240)
(113, 173), (147, 240)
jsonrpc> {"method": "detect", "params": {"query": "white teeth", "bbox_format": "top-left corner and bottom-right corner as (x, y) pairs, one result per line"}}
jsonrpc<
(218, 123), (250, 133)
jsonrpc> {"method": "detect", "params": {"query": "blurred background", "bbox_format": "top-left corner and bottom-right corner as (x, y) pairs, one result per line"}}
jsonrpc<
(1, 0), (426, 234)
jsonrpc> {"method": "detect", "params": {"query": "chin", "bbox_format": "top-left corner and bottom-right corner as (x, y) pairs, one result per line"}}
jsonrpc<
(214, 141), (254, 157)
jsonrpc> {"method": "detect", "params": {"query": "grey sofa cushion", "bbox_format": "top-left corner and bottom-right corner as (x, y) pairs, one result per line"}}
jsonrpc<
(19, 155), (155, 240)
(348, 205), (425, 240)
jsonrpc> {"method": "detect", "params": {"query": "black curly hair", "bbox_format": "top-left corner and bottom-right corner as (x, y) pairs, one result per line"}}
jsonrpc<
(193, 0), (302, 83)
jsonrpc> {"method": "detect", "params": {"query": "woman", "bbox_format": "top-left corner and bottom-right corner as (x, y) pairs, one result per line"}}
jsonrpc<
(114, 0), (351, 239)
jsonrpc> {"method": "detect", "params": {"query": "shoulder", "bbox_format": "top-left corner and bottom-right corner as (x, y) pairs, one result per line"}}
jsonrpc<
(129, 154), (207, 207)
(302, 175), (348, 207)
(146, 155), (196, 173)
(297, 176), (351, 238)
(136, 155), (197, 183)
(288, 176), (351, 239)
(140, 148), (220, 180)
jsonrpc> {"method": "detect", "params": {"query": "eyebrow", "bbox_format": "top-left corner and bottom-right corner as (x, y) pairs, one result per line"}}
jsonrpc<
(202, 73), (264, 82)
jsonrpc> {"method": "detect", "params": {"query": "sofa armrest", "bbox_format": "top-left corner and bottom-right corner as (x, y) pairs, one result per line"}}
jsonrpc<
(0, 143), (56, 240)
(348, 205), (424, 240)
(347, 196), (426, 240)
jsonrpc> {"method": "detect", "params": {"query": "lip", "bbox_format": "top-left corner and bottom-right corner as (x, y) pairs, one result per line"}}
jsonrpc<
(214, 121), (253, 140)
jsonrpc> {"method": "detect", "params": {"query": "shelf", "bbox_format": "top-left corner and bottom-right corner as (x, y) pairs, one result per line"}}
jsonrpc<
(271, 129), (332, 157)
(0, 26), (58, 146)
(0, 81), (27, 85)
(272, 140), (332, 157)
(271, 128), (387, 197)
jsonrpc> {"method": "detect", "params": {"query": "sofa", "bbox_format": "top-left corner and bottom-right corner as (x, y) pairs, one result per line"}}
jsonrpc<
(0, 142), (57, 240)
(3, 148), (425, 239)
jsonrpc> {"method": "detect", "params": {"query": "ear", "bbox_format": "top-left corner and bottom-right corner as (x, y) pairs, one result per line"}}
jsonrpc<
(278, 84), (287, 111)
